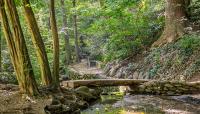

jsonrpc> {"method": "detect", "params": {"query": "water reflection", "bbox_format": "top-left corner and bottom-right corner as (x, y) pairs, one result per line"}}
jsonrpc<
(81, 93), (165, 114)
(82, 92), (200, 114)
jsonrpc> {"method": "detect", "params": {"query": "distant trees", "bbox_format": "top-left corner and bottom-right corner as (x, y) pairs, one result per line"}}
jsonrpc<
(153, 0), (190, 46)
(50, 0), (60, 88)
(73, 0), (80, 63)
(61, 0), (71, 65)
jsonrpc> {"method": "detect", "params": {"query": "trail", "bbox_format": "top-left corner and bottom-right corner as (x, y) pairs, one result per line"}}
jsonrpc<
(68, 59), (109, 79)
(69, 59), (102, 75)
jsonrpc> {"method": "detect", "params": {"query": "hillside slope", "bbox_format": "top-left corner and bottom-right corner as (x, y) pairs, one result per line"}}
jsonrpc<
(104, 35), (200, 82)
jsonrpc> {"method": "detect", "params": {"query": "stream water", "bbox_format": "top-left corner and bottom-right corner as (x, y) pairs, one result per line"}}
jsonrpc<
(81, 88), (200, 114)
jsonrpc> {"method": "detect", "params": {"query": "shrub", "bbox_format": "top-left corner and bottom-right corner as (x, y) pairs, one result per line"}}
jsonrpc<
(177, 34), (200, 55)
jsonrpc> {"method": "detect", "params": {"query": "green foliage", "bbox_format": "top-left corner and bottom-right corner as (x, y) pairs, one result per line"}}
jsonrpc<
(104, 38), (143, 61)
(148, 64), (160, 78)
(184, 58), (200, 77)
(0, 72), (17, 84)
(0, 0), (199, 86)
(9, 0), (200, 84)
(81, 0), (164, 62)
(141, 33), (200, 80)
(178, 34), (200, 55)
(189, 0), (200, 23)
(1, 0), (165, 84)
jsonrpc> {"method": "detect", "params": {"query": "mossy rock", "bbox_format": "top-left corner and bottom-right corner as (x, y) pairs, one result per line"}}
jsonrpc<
(75, 86), (97, 101)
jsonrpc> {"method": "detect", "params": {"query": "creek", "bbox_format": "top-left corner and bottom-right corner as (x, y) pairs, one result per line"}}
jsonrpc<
(81, 86), (200, 114)
(67, 63), (200, 114)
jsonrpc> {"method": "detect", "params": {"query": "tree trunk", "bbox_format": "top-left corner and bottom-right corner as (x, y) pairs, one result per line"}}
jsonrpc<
(50, 0), (60, 88)
(153, 0), (189, 46)
(22, 0), (52, 86)
(61, 0), (71, 65)
(0, 23), (2, 72)
(0, 0), (39, 95)
(73, 0), (80, 63)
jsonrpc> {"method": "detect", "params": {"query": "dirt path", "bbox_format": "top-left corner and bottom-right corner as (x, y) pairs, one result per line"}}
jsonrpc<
(69, 59), (104, 76)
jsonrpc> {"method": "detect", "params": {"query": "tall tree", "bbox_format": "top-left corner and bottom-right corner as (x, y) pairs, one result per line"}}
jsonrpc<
(22, 0), (52, 86)
(73, 0), (80, 63)
(61, 0), (71, 65)
(50, 0), (60, 88)
(0, 23), (2, 72)
(0, 0), (39, 95)
(153, 0), (190, 46)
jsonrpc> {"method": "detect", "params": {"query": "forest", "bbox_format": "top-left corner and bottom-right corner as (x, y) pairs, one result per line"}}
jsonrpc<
(0, 0), (200, 114)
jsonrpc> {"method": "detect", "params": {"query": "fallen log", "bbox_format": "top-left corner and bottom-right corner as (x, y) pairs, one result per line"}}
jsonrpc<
(62, 79), (149, 88)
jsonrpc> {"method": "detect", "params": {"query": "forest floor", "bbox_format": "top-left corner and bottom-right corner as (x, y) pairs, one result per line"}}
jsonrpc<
(0, 59), (104, 114)
(0, 84), (51, 114)
(0, 83), (101, 114)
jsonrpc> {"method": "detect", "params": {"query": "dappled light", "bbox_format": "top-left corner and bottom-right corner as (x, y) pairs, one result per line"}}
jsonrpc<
(0, 0), (199, 114)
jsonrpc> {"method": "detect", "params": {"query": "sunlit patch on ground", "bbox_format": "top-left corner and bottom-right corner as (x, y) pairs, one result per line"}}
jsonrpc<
(164, 109), (194, 114)
(119, 110), (145, 114)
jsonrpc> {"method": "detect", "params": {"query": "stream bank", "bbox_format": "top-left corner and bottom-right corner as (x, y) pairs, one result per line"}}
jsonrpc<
(82, 91), (200, 114)
(67, 60), (200, 114)
(0, 84), (102, 114)
(1, 62), (199, 114)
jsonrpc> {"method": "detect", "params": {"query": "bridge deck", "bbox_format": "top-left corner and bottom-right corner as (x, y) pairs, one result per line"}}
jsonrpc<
(62, 79), (200, 95)
(62, 79), (149, 88)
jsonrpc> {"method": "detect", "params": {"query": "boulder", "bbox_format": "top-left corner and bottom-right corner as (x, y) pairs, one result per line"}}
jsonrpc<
(75, 86), (98, 101)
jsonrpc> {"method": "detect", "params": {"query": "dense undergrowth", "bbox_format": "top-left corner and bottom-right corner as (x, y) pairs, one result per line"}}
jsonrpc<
(105, 34), (200, 81)
(144, 34), (200, 80)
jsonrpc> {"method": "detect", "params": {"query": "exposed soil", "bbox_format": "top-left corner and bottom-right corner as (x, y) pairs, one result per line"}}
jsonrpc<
(0, 84), (51, 114)
(0, 83), (101, 114)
